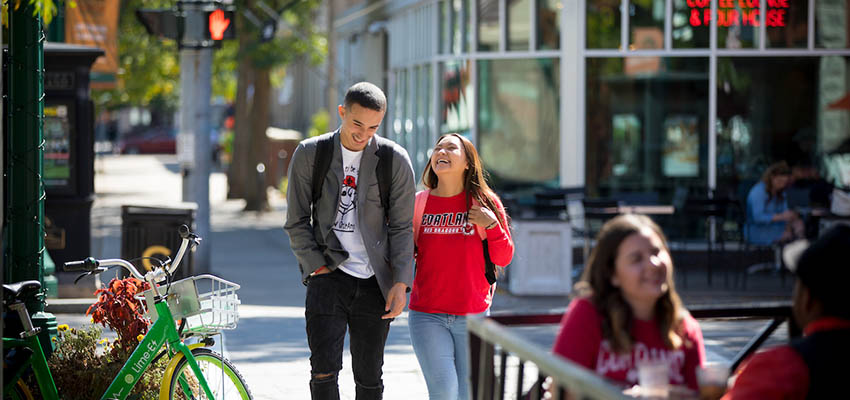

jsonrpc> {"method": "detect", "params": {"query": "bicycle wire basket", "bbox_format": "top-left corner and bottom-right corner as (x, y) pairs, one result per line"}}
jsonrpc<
(139, 274), (241, 335)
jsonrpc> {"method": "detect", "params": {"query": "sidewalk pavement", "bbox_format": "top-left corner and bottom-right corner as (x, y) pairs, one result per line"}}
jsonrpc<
(49, 154), (793, 399)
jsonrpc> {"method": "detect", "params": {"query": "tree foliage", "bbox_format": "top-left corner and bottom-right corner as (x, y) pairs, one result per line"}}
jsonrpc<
(2, 0), (64, 27)
(92, 0), (240, 114)
(228, 0), (325, 210)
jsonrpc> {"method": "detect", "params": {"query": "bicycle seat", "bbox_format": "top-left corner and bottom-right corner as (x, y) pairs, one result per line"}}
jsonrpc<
(3, 280), (41, 303)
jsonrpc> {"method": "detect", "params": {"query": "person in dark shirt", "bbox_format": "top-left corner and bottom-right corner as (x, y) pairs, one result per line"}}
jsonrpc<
(722, 224), (850, 399)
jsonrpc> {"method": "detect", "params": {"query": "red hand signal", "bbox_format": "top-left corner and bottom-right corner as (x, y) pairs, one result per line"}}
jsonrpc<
(209, 9), (230, 40)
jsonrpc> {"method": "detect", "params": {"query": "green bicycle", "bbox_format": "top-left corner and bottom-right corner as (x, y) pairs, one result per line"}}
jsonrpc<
(3, 225), (252, 399)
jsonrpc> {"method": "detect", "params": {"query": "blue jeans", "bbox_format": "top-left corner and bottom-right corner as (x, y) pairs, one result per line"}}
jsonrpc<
(408, 310), (486, 400)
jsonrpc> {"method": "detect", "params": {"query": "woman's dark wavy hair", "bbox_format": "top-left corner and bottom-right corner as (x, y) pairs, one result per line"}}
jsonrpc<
(761, 161), (791, 204)
(421, 133), (508, 229)
(575, 214), (686, 353)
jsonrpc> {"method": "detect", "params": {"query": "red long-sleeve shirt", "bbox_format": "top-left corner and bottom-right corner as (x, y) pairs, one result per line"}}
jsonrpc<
(409, 192), (514, 315)
(552, 297), (706, 390)
(721, 317), (850, 400)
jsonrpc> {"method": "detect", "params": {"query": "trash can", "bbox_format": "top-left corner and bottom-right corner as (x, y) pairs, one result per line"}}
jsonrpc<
(121, 204), (197, 280)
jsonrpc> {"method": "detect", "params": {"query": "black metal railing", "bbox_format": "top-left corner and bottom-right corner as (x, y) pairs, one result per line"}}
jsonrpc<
(469, 302), (797, 400)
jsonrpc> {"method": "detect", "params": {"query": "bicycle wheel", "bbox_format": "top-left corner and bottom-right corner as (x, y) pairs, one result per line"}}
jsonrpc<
(8, 379), (35, 400)
(168, 348), (252, 400)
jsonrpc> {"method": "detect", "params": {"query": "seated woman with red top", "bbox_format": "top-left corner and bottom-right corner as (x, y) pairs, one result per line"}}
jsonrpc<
(552, 214), (706, 391)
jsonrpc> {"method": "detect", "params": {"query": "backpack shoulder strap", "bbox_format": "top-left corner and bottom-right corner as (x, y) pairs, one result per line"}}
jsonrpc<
(414, 190), (429, 245)
(311, 134), (335, 205)
(375, 141), (394, 211)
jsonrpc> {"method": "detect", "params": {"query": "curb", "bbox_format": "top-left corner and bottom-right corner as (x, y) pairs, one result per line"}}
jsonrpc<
(46, 298), (95, 314)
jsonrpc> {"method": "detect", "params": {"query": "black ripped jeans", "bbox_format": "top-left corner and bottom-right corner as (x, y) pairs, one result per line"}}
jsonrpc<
(305, 269), (391, 400)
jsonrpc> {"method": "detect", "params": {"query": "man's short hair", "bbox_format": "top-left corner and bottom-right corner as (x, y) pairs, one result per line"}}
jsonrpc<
(793, 224), (850, 319)
(343, 82), (386, 112)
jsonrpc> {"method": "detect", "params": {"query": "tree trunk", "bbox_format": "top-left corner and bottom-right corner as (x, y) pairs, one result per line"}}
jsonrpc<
(227, 52), (253, 199)
(242, 67), (271, 211)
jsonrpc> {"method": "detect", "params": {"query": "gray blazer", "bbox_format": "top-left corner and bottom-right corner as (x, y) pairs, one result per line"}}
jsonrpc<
(284, 130), (415, 299)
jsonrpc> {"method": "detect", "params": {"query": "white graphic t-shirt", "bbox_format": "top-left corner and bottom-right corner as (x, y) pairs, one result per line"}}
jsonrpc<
(332, 144), (374, 278)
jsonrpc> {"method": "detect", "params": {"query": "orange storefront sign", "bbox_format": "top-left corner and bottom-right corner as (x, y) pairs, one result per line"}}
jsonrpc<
(65, 0), (120, 86)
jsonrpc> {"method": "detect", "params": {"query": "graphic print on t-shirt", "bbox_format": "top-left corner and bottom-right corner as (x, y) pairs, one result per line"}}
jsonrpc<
(595, 340), (686, 385)
(333, 166), (358, 233)
(421, 211), (476, 236)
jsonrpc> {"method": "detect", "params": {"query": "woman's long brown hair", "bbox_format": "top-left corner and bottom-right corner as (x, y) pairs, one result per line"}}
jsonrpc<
(575, 214), (686, 353)
(421, 133), (508, 229)
(761, 161), (791, 204)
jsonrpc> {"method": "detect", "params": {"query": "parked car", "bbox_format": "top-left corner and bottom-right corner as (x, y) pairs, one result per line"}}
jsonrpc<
(116, 126), (176, 154)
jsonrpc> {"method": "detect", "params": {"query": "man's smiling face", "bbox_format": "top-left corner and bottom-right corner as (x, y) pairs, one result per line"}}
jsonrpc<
(338, 103), (385, 151)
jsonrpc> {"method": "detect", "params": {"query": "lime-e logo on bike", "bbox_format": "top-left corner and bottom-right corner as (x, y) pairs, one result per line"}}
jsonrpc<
(131, 340), (159, 375)
(125, 374), (134, 384)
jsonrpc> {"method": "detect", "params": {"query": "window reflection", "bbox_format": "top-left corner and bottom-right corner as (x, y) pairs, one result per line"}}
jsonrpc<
(415, 65), (433, 176)
(715, 57), (818, 201)
(713, 63), (850, 205)
(537, 0), (561, 50)
(587, 0), (621, 49)
(586, 57), (709, 203)
(672, 0), (709, 48)
(441, 60), (473, 136)
(816, 0), (849, 49)
(478, 0), (500, 51)
(630, 0), (665, 50)
(766, 0), (807, 48)
(440, 0), (452, 54)
(477, 58), (560, 190)
(717, 0), (760, 49)
(393, 70), (407, 145)
(508, 0), (531, 50)
(452, 0), (465, 54)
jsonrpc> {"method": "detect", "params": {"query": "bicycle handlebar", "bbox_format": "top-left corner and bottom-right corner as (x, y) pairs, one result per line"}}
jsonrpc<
(63, 225), (198, 282)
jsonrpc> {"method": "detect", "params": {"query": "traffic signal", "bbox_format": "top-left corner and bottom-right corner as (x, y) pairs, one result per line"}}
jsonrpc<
(136, 9), (179, 40)
(206, 9), (236, 41)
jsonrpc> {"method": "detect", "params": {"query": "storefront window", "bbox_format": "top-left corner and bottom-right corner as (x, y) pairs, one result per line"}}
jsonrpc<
(478, 0), (500, 51)
(508, 0), (531, 50)
(718, 0), (760, 49)
(392, 70), (407, 145)
(415, 65), (433, 176)
(405, 68), (415, 150)
(717, 56), (850, 199)
(672, 0), (710, 48)
(477, 58), (560, 191)
(586, 57), (709, 204)
(453, 0), (468, 54)
(816, 0), (849, 49)
(587, 0), (621, 49)
(537, 0), (561, 50)
(766, 0), (807, 48)
(630, 0), (665, 50)
(441, 60), (473, 136)
(44, 103), (74, 189)
(440, 0), (451, 54)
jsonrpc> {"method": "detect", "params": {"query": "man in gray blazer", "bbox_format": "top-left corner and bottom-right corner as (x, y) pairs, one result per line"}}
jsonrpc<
(285, 82), (415, 400)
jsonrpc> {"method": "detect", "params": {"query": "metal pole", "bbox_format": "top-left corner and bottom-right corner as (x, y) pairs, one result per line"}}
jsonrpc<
(8, 0), (46, 307)
(7, 0), (57, 354)
(178, 2), (212, 274)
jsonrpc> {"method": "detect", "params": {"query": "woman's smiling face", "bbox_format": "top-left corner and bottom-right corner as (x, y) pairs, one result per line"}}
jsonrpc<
(611, 227), (672, 313)
(430, 135), (468, 178)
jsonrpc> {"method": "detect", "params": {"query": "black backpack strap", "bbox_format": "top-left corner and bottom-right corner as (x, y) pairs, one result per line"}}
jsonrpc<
(311, 134), (335, 205)
(375, 141), (393, 211)
(483, 240), (497, 285)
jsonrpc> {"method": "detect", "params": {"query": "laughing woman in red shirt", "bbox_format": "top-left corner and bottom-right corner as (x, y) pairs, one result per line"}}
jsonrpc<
(552, 214), (705, 392)
(408, 133), (514, 400)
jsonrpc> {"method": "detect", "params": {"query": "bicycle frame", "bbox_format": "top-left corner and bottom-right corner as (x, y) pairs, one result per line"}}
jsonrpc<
(102, 297), (216, 400)
(2, 334), (59, 398)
